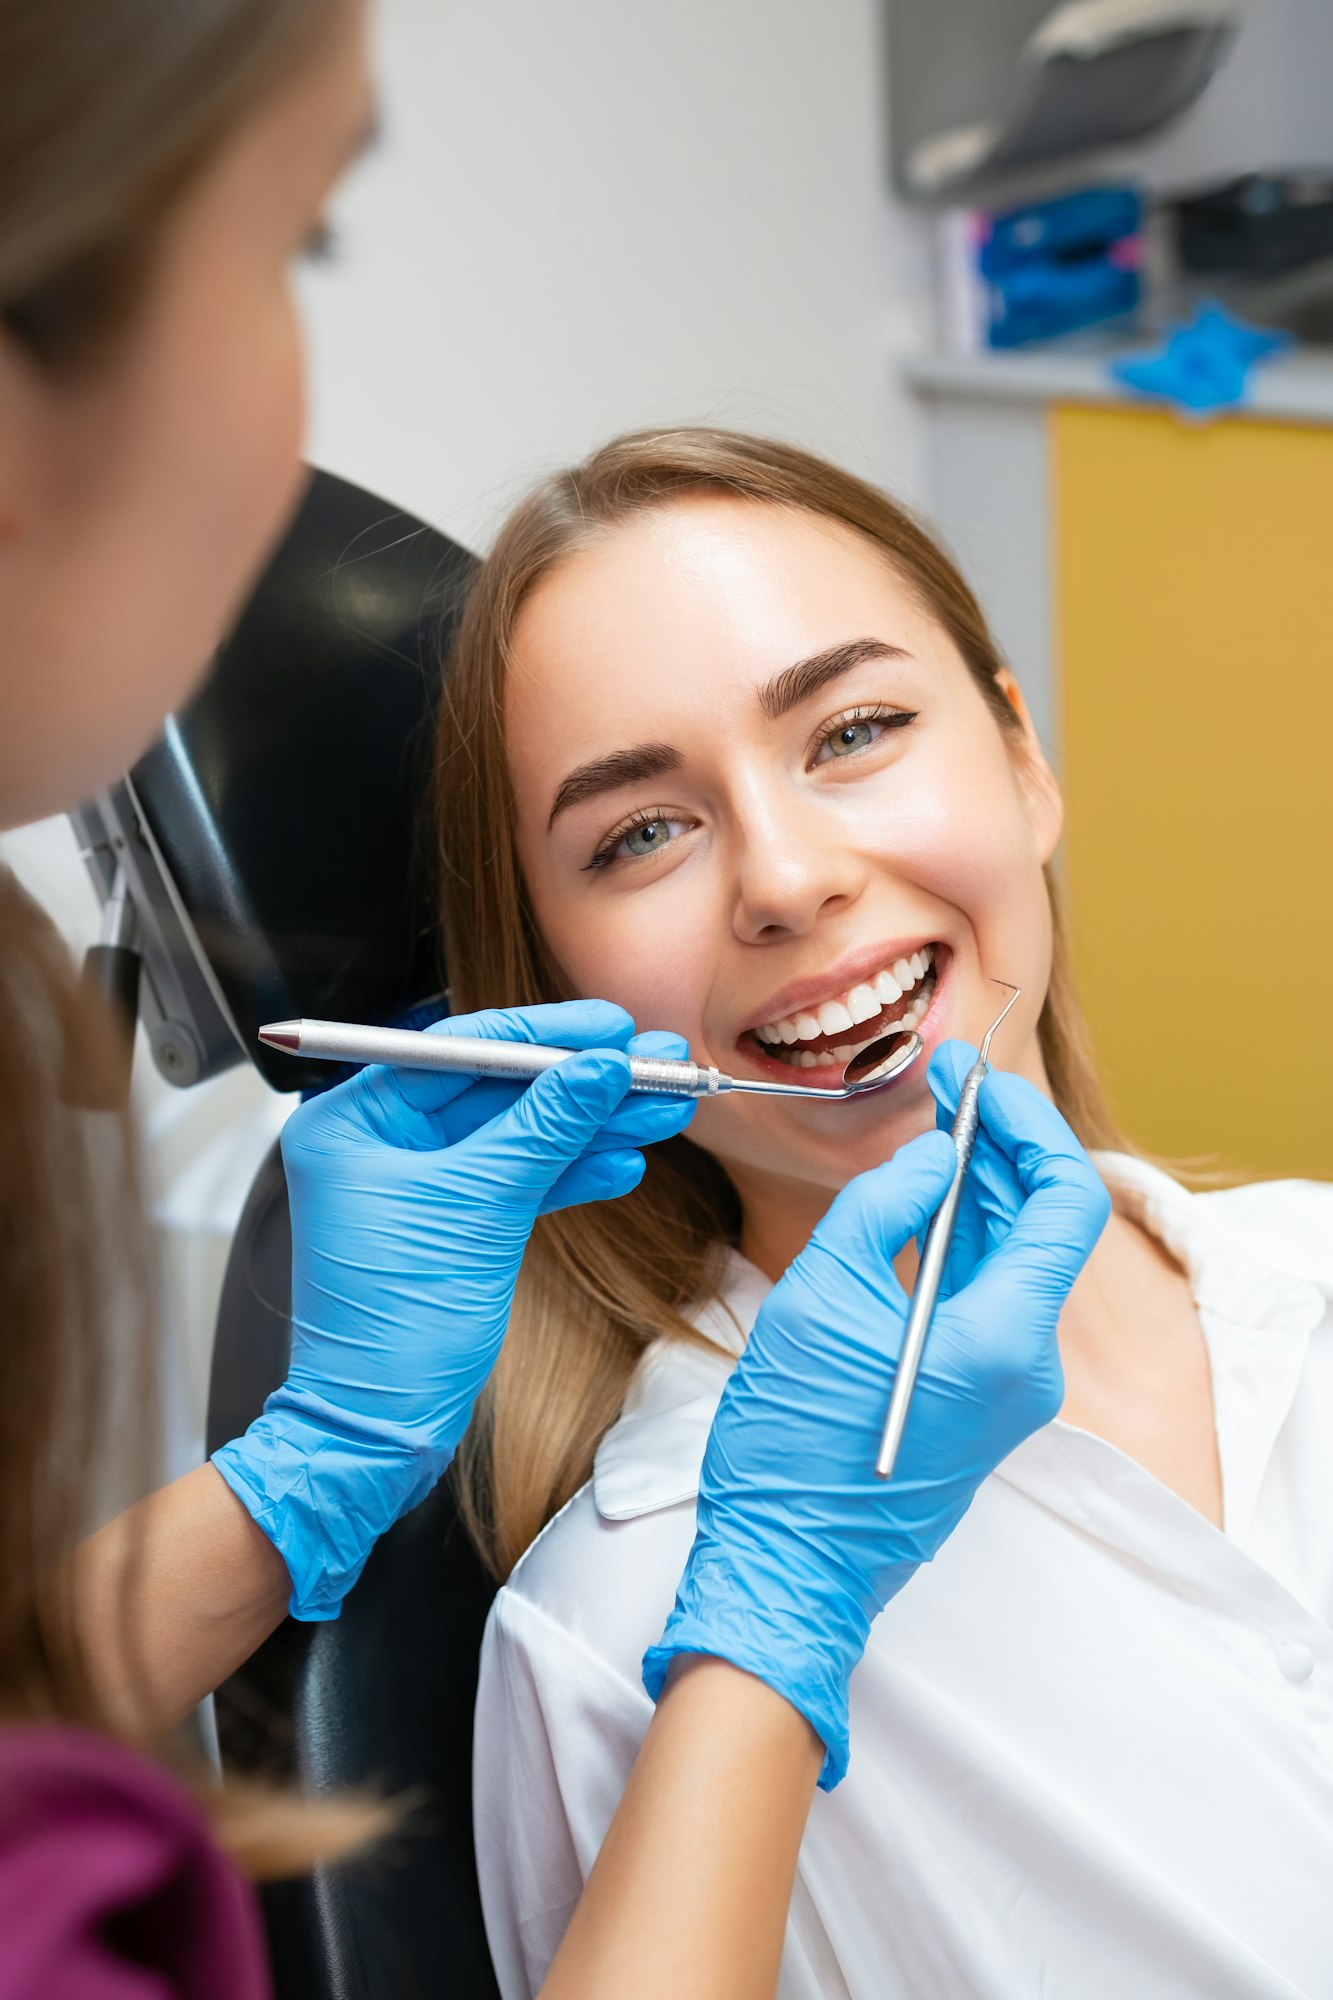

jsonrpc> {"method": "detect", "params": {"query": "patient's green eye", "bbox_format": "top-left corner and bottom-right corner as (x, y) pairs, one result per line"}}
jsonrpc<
(584, 810), (691, 871)
(625, 819), (670, 855)
(813, 706), (916, 766)
(828, 720), (874, 756)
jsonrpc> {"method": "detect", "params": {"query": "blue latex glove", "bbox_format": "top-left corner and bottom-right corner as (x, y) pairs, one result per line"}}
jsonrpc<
(1110, 301), (1289, 416)
(214, 1000), (694, 1619)
(927, 1040), (1065, 1293)
(643, 1075), (1109, 1789)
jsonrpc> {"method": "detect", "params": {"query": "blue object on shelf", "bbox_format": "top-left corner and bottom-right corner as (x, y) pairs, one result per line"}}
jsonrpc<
(981, 186), (1142, 277)
(1111, 302), (1291, 414)
(977, 184), (1143, 350)
(989, 259), (1139, 348)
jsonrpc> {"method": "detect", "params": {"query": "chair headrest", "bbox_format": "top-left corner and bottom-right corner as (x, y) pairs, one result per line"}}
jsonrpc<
(73, 468), (478, 1095)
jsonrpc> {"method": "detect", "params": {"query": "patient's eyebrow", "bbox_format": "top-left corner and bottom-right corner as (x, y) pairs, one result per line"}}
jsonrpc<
(758, 637), (912, 721)
(546, 639), (909, 831)
(547, 742), (684, 830)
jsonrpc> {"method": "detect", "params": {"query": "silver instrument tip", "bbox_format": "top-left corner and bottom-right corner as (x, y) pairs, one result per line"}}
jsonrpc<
(258, 1021), (302, 1052)
(978, 981), (1021, 1067)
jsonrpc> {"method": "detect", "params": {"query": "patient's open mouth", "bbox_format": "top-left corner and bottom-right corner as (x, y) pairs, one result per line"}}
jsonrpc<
(740, 944), (942, 1072)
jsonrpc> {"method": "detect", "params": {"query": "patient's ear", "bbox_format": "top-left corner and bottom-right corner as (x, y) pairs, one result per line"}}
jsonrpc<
(996, 669), (1063, 865)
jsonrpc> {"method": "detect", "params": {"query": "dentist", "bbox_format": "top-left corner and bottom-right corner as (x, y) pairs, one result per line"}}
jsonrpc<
(0, 3), (1109, 1996)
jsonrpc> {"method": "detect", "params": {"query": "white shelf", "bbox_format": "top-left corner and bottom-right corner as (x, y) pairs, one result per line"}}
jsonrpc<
(901, 340), (1333, 426)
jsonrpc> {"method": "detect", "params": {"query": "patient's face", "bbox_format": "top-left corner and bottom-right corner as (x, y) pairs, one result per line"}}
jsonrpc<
(506, 496), (1062, 1212)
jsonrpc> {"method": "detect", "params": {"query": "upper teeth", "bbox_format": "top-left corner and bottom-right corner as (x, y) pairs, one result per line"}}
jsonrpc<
(754, 947), (935, 1046)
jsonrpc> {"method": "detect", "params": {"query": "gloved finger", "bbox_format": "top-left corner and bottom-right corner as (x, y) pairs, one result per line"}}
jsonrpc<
(927, 1040), (977, 1124)
(332, 1001), (637, 1151)
(627, 1029), (690, 1061)
(389, 999), (636, 1115)
(933, 1122), (1019, 1298)
(937, 1122), (984, 1300)
(405, 1054), (681, 1156)
(342, 1032), (695, 1160)
(930, 1042), (1016, 1227)
(933, 1067), (1097, 1306)
(583, 1092), (697, 1152)
(459, 1047), (636, 1190)
(928, 1043), (1029, 1285)
(539, 1147), (647, 1214)
(973, 1068), (1094, 1190)
(581, 1028), (697, 1149)
(926, 1043), (985, 1292)
(462, 1030), (697, 1161)
(811, 1130), (956, 1304)
(962, 1119), (1111, 1321)
(441, 996), (636, 1048)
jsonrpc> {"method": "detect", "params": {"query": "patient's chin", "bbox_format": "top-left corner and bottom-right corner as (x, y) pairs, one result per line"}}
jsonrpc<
(692, 1085), (936, 1205)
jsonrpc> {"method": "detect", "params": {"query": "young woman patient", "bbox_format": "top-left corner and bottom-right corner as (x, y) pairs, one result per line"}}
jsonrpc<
(436, 429), (1333, 2000)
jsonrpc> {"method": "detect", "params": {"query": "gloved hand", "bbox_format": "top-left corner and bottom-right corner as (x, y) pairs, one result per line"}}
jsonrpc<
(927, 1039), (1062, 1294)
(214, 1000), (694, 1619)
(642, 1070), (1109, 1789)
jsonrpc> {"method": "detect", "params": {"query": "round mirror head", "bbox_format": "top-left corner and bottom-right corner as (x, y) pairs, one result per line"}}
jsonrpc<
(840, 1028), (924, 1094)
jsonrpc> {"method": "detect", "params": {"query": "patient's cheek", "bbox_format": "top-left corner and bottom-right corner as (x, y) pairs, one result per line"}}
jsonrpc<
(879, 742), (1049, 933)
(541, 900), (716, 1043)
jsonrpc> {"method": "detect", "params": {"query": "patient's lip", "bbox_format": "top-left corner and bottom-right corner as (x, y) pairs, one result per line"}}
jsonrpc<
(739, 936), (940, 1038)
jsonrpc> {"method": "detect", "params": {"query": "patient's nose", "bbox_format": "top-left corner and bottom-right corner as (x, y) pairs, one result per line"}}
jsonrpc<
(729, 793), (865, 943)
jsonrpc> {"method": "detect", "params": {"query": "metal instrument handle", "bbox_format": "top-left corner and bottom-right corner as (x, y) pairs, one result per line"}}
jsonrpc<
(875, 1060), (986, 1478)
(282, 1021), (717, 1095)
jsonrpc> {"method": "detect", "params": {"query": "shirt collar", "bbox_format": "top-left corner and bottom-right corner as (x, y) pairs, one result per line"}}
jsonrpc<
(593, 1157), (1326, 1527)
(593, 1250), (762, 1520)
(1095, 1156), (1325, 1464)
(1094, 1151), (1322, 1333)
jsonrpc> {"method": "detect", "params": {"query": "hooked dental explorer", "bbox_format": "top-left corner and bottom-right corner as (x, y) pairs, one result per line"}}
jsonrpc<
(258, 1017), (924, 1101)
(875, 980), (1022, 1482)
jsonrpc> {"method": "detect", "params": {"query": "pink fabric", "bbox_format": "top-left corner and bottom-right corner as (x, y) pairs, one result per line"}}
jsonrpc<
(0, 1725), (270, 2000)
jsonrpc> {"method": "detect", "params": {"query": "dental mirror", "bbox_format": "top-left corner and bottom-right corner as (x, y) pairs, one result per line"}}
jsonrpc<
(712, 1026), (924, 1101)
(839, 1028), (923, 1092)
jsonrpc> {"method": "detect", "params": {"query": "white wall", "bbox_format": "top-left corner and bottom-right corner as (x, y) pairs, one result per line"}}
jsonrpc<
(300, 0), (936, 553)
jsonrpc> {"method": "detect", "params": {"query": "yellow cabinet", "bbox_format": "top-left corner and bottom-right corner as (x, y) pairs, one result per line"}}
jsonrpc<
(1054, 405), (1333, 1180)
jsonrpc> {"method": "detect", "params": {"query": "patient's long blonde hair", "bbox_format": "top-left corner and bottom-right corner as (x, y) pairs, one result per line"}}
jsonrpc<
(437, 427), (1129, 1581)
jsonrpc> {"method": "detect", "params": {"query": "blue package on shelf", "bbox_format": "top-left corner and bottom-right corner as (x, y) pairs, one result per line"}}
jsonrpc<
(974, 182), (1143, 349)
(980, 186), (1142, 277)
(989, 258), (1139, 348)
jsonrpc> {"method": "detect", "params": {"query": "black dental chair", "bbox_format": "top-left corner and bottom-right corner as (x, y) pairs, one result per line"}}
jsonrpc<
(71, 469), (502, 1999)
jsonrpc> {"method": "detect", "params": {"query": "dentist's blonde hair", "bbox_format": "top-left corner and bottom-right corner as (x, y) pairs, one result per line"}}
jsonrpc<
(436, 426), (1127, 1581)
(0, 0), (389, 1881)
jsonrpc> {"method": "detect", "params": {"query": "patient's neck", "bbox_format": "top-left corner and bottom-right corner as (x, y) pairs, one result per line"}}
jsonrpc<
(733, 1164), (920, 1295)
(735, 1170), (828, 1284)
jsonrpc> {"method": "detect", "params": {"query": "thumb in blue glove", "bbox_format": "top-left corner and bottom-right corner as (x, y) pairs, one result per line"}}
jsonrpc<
(214, 999), (696, 1619)
(926, 1039), (1078, 1298)
(644, 1075), (1110, 1789)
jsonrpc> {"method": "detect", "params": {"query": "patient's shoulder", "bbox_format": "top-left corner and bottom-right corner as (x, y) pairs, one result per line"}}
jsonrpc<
(493, 1481), (698, 1693)
(1196, 1176), (1333, 1295)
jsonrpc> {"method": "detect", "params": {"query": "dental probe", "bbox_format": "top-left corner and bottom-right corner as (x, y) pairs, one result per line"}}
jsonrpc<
(875, 980), (1022, 1481)
(258, 1017), (924, 1101)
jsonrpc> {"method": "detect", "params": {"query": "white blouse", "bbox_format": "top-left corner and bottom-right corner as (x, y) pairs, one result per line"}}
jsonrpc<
(473, 1156), (1333, 1999)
